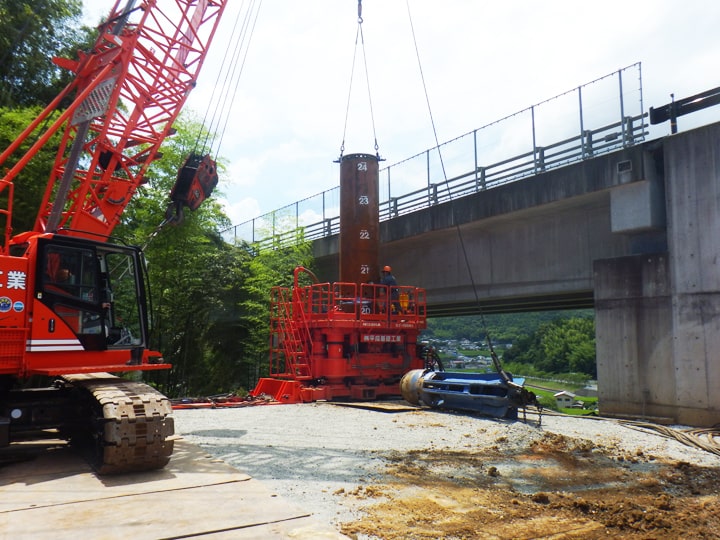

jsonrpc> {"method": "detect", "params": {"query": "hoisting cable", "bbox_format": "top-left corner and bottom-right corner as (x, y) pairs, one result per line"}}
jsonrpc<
(339, 0), (381, 159)
(157, 0), (262, 237)
(200, 0), (263, 158)
(404, 0), (519, 390)
(195, 1), (253, 154)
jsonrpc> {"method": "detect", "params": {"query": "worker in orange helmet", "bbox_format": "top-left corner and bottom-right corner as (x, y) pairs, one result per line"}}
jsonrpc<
(380, 265), (397, 287)
(380, 265), (400, 312)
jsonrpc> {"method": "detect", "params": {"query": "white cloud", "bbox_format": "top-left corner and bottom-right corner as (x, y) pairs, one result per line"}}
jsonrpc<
(220, 197), (261, 229)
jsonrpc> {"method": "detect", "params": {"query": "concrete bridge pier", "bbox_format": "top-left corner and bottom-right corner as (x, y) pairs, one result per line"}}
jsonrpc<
(595, 124), (720, 426)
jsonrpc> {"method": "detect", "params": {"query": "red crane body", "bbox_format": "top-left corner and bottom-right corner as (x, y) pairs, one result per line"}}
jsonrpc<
(0, 0), (226, 472)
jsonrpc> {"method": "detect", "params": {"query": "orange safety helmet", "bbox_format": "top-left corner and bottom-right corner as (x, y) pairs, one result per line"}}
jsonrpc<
(382, 265), (392, 272)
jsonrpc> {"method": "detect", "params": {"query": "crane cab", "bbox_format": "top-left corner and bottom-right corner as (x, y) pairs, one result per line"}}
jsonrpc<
(0, 234), (167, 378)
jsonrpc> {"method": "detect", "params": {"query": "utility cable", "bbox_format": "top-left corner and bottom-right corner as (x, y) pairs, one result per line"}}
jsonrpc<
(405, 0), (513, 385)
(543, 409), (720, 458)
(339, 0), (381, 159)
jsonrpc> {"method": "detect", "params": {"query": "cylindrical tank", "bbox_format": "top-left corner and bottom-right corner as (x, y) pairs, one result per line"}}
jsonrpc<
(320, 329), (347, 380)
(339, 153), (379, 285)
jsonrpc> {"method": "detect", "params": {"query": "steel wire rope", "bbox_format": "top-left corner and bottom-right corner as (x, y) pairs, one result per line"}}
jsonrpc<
(619, 421), (720, 457)
(196, 0), (263, 159)
(205, 0), (263, 158)
(195, 0), (250, 152)
(339, 0), (381, 158)
(150, 1), (261, 239)
(404, 0), (514, 385)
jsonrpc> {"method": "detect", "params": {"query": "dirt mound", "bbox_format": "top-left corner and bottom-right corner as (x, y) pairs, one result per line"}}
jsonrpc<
(175, 405), (720, 539)
(339, 432), (720, 539)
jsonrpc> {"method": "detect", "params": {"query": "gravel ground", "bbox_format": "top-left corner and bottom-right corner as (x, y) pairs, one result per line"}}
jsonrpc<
(173, 402), (720, 534)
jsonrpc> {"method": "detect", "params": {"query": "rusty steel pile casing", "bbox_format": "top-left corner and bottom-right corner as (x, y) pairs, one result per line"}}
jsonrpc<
(339, 153), (380, 284)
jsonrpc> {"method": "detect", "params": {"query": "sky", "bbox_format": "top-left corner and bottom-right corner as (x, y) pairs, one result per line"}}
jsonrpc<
(82, 1), (720, 230)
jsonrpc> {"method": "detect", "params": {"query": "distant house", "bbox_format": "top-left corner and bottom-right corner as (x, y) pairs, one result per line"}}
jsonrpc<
(554, 390), (581, 409)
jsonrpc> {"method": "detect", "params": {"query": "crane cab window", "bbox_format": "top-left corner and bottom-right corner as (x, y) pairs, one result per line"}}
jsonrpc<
(39, 241), (147, 349)
(43, 247), (98, 302)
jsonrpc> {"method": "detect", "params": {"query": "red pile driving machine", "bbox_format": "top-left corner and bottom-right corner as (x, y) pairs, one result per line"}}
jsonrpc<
(251, 153), (428, 402)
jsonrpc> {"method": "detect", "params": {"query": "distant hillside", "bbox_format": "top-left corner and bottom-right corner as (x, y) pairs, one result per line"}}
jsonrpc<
(422, 310), (593, 344)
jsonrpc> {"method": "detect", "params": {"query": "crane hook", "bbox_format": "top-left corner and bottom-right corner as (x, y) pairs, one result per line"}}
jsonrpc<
(357, 0), (363, 24)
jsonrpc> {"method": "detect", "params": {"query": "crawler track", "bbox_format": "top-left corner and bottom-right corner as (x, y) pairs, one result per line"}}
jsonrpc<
(63, 373), (174, 474)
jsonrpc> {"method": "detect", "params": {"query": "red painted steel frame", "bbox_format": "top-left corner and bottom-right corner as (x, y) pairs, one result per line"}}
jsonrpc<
(0, 0), (227, 247)
(253, 154), (427, 403)
(253, 267), (427, 402)
(0, 1), (227, 379)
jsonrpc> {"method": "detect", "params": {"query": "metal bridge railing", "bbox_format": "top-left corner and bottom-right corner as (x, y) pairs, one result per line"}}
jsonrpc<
(223, 64), (646, 252)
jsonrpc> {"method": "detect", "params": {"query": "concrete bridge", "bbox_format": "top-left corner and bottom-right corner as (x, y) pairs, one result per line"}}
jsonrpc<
(312, 121), (720, 427)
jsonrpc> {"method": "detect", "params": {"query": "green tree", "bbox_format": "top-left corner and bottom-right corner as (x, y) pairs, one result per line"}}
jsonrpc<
(503, 316), (596, 378)
(0, 0), (91, 107)
(114, 112), (242, 395)
(0, 1), (108, 238)
(114, 111), (317, 397)
(0, 3), (313, 398)
(239, 241), (315, 383)
(423, 310), (593, 345)
(147, 230), (252, 397)
(0, 106), (65, 237)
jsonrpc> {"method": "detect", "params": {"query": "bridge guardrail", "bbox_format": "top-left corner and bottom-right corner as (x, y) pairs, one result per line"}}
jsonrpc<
(223, 64), (646, 252)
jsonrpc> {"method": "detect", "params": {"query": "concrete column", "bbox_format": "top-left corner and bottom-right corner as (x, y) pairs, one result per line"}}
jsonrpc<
(664, 123), (720, 425)
(596, 123), (720, 426)
(594, 254), (675, 422)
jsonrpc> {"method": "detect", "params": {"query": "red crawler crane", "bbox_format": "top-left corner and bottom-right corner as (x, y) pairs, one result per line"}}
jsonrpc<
(0, 0), (226, 473)
(251, 154), (427, 402)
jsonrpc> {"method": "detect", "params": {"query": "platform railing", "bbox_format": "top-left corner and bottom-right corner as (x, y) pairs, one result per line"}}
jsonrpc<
(298, 282), (427, 326)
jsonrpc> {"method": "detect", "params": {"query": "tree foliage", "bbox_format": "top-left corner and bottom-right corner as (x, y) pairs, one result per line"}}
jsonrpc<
(0, 106), (66, 237)
(423, 310), (592, 343)
(0, 2), (600, 396)
(240, 242), (315, 382)
(0, 1), (322, 399)
(424, 311), (597, 378)
(1, 2), (313, 398)
(0, 1), (100, 236)
(502, 316), (596, 378)
(114, 112), (239, 396)
(111, 112), (315, 397)
(0, 0), (92, 107)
